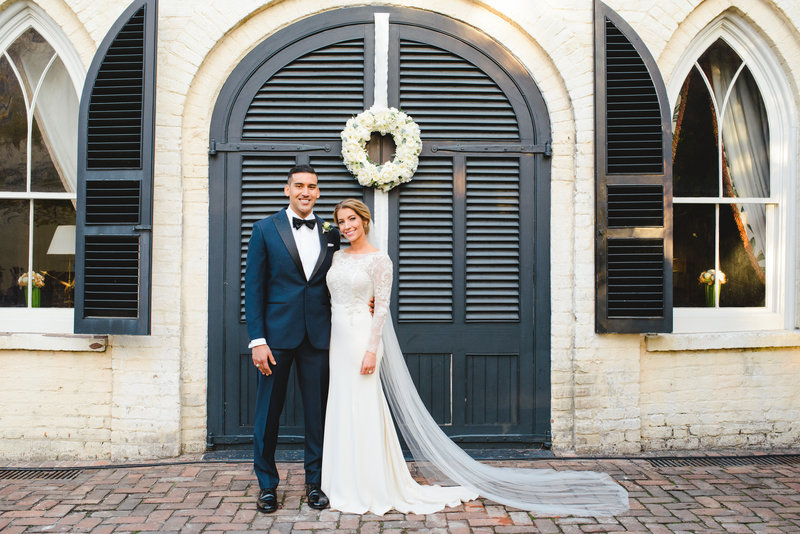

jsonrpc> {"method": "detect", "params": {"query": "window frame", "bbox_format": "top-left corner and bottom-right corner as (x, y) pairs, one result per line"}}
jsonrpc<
(667, 14), (797, 333)
(0, 5), (83, 334)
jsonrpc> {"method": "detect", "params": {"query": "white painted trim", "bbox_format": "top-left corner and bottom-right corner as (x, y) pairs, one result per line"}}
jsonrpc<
(666, 12), (798, 332)
(373, 12), (389, 109)
(646, 329), (800, 352)
(0, 192), (76, 200)
(0, 332), (106, 352)
(0, 2), (85, 95)
(372, 13), (390, 251)
(373, 190), (389, 252)
(0, 308), (74, 334)
(673, 307), (783, 333)
(673, 197), (776, 204)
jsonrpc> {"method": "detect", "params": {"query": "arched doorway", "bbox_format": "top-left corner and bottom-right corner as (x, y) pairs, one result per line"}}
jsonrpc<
(208, 6), (551, 450)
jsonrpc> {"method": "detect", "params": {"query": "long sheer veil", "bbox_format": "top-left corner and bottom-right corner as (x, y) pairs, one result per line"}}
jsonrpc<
(364, 220), (628, 515)
(378, 320), (629, 516)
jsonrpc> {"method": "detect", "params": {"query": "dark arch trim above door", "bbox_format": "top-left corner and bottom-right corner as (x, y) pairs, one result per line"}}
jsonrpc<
(209, 6), (549, 144)
(208, 6), (551, 449)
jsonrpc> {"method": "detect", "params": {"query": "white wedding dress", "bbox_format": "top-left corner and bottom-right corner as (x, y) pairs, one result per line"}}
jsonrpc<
(322, 249), (629, 517)
(322, 250), (478, 515)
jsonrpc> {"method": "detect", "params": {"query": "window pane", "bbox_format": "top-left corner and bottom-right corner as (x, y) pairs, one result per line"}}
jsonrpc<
(673, 67), (718, 197)
(673, 204), (714, 307)
(6, 28), (55, 103)
(30, 116), (62, 192)
(33, 199), (76, 308)
(0, 200), (30, 307)
(0, 56), (27, 192)
(697, 40), (741, 101)
(721, 65), (769, 199)
(31, 57), (77, 193)
(719, 202), (765, 307)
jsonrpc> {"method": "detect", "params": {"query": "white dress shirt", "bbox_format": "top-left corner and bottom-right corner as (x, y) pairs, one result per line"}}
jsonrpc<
(286, 206), (321, 280)
(249, 206), (321, 349)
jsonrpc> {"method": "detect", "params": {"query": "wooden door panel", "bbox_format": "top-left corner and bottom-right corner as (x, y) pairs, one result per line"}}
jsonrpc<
(405, 353), (453, 425)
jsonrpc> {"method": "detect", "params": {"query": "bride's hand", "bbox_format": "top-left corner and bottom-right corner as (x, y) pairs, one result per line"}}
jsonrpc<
(360, 352), (377, 375)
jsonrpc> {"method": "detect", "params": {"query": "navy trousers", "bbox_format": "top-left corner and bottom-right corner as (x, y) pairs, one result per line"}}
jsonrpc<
(253, 336), (329, 490)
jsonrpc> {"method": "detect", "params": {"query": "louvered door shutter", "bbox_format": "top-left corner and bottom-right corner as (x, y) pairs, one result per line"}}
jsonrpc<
(235, 37), (367, 322)
(594, 1), (672, 333)
(75, 0), (157, 334)
(394, 36), (528, 324)
(206, 28), (367, 443)
(388, 24), (545, 442)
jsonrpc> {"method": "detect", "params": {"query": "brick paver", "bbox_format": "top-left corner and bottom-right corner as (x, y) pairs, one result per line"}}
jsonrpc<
(1, 453), (799, 532)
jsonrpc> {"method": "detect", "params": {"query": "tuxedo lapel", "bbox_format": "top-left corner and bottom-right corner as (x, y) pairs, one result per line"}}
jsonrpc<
(273, 208), (305, 278)
(308, 214), (328, 281)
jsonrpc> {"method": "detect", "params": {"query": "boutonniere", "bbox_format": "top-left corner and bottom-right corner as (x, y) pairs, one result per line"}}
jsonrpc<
(321, 221), (333, 234)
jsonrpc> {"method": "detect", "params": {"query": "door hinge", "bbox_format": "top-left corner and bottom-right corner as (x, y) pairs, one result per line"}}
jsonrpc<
(430, 142), (551, 155)
(209, 139), (331, 155)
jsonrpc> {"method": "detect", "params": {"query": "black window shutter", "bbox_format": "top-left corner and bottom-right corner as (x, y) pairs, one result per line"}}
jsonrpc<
(594, 1), (672, 333)
(74, 0), (157, 335)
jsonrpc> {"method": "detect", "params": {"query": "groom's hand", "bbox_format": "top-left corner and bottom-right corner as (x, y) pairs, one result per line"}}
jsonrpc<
(368, 297), (375, 316)
(252, 344), (276, 376)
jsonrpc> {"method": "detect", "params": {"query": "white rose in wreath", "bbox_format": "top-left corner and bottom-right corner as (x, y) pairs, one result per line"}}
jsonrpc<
(340, 106), (422, 192)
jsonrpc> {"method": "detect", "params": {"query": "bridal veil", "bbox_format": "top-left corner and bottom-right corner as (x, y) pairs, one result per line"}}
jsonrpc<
(378, 319), (630, 516)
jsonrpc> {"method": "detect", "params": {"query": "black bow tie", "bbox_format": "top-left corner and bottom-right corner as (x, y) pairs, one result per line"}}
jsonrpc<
(293, 217), (316, 230)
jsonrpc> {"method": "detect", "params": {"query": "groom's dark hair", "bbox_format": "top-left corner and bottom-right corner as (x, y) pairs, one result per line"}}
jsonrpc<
(287, 164), (317, 183)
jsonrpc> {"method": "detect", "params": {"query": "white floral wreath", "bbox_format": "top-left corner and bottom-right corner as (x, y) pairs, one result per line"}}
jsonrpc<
(340, 106), (422, 192)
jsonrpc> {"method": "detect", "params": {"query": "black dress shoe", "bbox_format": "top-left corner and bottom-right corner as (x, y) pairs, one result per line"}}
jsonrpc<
(305, 483), (329, 510)
(256, 488), (278, 513)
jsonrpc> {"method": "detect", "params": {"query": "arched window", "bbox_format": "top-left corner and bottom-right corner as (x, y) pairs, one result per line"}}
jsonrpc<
(0, 7), (81, 332)
(669, 15), (796, 332)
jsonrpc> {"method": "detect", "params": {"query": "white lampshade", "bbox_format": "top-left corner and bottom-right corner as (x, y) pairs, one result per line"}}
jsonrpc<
(47, 225), (76, 255)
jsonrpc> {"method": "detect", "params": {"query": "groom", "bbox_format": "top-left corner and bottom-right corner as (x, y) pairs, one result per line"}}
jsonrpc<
(245, 164), (339, 513)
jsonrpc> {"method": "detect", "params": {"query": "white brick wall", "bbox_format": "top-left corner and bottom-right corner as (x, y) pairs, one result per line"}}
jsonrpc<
(640, 348), (800, 450)
(0, 350), (112, 459)
(0, 0), (797, 460)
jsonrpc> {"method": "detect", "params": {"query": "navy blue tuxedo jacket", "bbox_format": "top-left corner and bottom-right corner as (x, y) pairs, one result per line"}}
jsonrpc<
(245, 208), (340, 350)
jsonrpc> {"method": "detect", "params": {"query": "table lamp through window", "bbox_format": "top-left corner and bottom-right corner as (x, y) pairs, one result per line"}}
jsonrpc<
(46, 225), (76, 306)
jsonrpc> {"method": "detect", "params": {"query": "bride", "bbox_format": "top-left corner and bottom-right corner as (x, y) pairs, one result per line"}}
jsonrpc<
(321, 198), (629, 516)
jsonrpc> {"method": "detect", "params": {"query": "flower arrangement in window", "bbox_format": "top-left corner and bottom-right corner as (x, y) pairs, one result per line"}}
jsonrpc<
(698, 269), (727, 307)
(18, 271), (45, 307)
(18, 271), (45, 288)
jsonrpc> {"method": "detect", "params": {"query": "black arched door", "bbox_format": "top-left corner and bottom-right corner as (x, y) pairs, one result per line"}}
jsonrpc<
(208, 7), (551, 449)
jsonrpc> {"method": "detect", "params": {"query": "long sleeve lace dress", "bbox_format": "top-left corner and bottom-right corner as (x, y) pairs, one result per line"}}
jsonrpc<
(321, 250), (478, 515)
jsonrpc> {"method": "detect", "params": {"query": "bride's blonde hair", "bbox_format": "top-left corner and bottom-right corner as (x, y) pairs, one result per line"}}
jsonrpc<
(333, 198), (371, 235)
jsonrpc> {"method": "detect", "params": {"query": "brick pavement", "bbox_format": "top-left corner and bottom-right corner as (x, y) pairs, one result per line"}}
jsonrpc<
(1, 453), (799, 533)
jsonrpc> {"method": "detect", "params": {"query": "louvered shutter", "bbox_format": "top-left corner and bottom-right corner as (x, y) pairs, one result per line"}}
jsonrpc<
(389, 28), (546, 443)
(207, 29), (367, 444)
(465, 158), (521, 321)
(397, 40), (519, 140)
(75, 0), (157, 335)
(235, 38), (367, 323)
(397, 158), (455, 321)
(594, 1), (672, 333)
(395, 37), (527, 325)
